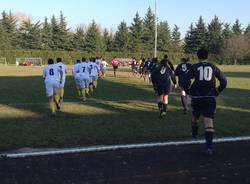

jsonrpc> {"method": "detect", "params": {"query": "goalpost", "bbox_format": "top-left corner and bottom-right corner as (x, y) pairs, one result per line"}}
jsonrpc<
(0, 57), (7, 66)
(16, 58), (42, 66)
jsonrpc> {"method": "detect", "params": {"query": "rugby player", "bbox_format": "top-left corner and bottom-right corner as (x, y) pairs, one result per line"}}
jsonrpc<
(111, 56), (119, 77)
(175, 58), (192, 114)
(151, 58), (177, 118)
(78, 58), (91, 101)
(185, 48), (227, 155)
(43, 58), (63, 115)
(72, 59), (81, 97)
(55, 57), (67, 104)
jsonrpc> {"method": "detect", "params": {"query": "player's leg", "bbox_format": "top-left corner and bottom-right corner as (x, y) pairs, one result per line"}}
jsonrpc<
(204, 117), (214, 152)
(162, 95), (168, 113)
(89, 77), (94, 93)
(180, 88), (188, 114)
(53, 83), (61, 111)
(203, 98), (216, 155)
(93, 76), (98, 89)
(45, 81), (56, 115)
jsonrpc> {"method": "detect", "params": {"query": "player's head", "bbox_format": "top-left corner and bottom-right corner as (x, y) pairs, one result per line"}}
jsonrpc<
(76, 59), (81, 63)
(142, 58), (145, 62)
(48, 58), (54, 65)
(181, 57), (189, 63)
(56, 57), (62, 63)
(164, 54), (168, 59)
(152, 57), (158, 63)
(160, 59), (167, 67)
(197, 48), (208, 60)
(82, 57), (86, 62)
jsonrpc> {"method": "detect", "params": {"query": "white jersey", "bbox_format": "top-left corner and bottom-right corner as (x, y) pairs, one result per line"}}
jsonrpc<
(100, 60), (108, 69)
(78, 62), (90, 78)
(95, 59), (101, 70)
(55, 62), (67, 81)
(43, 64), (62, 82)
(88, 62), (99, 77)
(72, 63), (80, 77)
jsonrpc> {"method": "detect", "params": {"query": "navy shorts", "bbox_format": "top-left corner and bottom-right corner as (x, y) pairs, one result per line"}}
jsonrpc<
(191, 97), (216, 119)
(156, 84), (171, 96)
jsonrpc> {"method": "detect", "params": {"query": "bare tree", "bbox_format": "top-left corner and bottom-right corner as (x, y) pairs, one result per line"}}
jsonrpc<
(222, 35), (249, 64)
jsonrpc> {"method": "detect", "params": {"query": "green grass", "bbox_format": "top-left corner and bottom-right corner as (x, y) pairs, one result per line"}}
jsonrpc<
(0, 65), (250, 151)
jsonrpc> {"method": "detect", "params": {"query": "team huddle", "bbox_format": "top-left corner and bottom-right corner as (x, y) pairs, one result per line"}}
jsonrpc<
(43, 49), (227, 155)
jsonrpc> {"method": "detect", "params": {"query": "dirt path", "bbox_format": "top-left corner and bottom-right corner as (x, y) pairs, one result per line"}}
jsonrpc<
(1, 141), (250, 184)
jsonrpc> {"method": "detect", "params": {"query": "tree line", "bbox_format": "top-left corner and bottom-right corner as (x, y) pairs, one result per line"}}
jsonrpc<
(0, 8), (249, 64)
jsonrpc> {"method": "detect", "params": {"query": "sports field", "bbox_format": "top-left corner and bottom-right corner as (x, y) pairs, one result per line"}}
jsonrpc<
(0, 65), (250, 151)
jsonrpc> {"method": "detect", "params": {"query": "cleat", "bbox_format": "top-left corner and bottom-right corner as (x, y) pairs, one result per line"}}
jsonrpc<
(159, 111), (166, 119)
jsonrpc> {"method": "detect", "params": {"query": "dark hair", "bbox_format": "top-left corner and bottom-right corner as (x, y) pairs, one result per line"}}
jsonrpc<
(48, 58), (54, 65)
(82, 57), (86, 62)
(181, 57), (189, 63)
(160, 59), (167, 67)
(164, 54), (168, 59)
(197, 49), (208, 60)
(56, 57), (62, 63)
(76, 59), (81, 63)
(152, 57), (158, 63)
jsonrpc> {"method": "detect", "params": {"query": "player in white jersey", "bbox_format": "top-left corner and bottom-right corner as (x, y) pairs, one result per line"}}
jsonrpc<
(55, 58), (67, 104)
(43, 58), (63, 115)
(72, 59), (81, 97)
(78, 58), (91, 101)
(88, 58), (99, 93)
(100, 58), (108, 77)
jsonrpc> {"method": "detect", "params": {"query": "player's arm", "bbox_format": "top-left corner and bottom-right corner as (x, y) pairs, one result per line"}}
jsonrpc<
(43, 68), (46, 80)
(168, 60), (175, 71)
(170, 69), (177, 87)
(183, 66), (194, 93)
(58, 68), (63, 84)
(215, 66), (227, 94)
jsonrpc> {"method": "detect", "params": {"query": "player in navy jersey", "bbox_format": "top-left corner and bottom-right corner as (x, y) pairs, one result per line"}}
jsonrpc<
(185, 49), (227, 155)
(160, 54), (175, 72)
(151, 59), (177, 118)
(175, 58), (192, 114)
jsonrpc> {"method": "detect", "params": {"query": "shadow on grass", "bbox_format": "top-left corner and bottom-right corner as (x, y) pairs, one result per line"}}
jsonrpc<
(224, 71), (250, 78)
(0, 75), (249, 151)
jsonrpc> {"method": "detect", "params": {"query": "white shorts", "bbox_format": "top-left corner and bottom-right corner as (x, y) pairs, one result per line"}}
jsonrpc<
(79, 75), (90, 89)
(45, 80), (60, 97)
(90, 75), (98, 82)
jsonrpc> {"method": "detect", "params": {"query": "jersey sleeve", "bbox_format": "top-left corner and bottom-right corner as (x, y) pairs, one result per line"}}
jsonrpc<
(214, 66), (227, 93)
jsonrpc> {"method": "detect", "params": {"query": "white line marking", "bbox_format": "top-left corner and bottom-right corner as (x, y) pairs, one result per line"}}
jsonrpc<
(2, 136), (250, 159)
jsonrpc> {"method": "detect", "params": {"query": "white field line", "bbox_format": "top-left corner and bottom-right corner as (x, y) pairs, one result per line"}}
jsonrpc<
(2, 136), (250, 159)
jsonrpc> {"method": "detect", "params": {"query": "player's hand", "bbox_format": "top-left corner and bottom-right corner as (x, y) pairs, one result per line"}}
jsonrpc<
(215, 89), (220, 97)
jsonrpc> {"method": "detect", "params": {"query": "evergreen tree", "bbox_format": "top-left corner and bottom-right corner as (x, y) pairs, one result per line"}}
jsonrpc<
(184, 23), (196, 53)
(171, 24), (182, 52)
(113, 21), (130, 52)
(244, 23), (250, 39)
(222, 23), (233, 39)
(0, 23), (11, 49)
(157, 21), (171, 52)
(58, 11), (72, 50)
(41, 17), (52, 50)
(130, 12), (143, 52)
(207, 16), (223, 54)
(142, 7), (155, 51)
(1, 11), (18, 48)
(193, 16), (207, 50)
(232, 19), (242, 35)
(50, 15), (61, 50)
(84, 20), (103, 52)
(19, 19), (42, 49)
(73, 26), (85, 50)
(103, 28), (113, 52)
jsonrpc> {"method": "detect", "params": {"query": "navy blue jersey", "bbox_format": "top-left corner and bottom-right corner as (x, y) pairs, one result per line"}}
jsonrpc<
(149, 62), (158, 73)
(151, 66), (176, 87)
(186, 61), (227, 97)
(175, 63), (192, 87)
(160, 59), (175, 71)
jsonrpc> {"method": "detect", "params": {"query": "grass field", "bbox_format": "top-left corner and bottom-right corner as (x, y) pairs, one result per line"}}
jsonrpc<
(0, 65), (250, 151)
